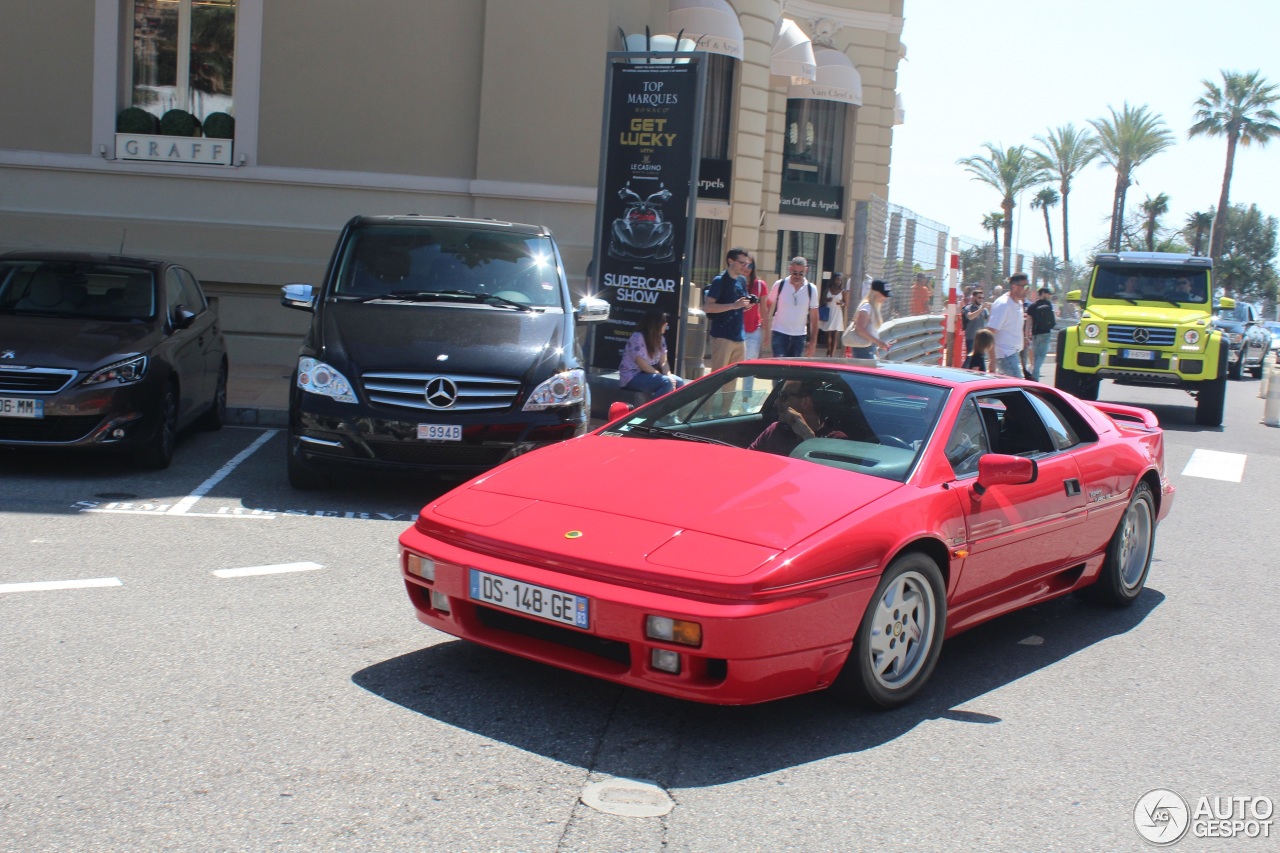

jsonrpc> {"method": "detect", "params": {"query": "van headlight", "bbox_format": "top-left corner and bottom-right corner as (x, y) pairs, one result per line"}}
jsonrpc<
(523, 368), (586, 410)
(296, 357), (357, 403)
(83, 355), (148, 385)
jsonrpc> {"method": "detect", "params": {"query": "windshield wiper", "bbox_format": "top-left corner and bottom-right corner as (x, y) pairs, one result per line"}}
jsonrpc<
(482, 294), (535, 312)
(618, 424), (735, 446)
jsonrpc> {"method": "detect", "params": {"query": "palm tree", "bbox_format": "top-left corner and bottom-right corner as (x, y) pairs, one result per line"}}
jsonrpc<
(1189, 70), (1280, 260)
(980, 212), (1004, 285)
(957, 144), (1047, 277)
(1140, 193), (1170, 251)
(1030, 187), (1060, 258)
(1185, 210), (1215, 255)
(1090, 103), (1175, 251)
(1032, 124), (1099, 269)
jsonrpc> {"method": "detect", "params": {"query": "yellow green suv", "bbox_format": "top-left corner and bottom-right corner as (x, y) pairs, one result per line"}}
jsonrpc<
(1056, 251), (1231, 426)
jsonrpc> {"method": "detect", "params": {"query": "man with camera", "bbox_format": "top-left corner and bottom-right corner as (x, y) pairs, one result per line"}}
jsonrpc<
(705, 246), (753, 373)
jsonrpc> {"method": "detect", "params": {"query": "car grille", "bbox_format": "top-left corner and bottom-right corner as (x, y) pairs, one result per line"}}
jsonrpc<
(361, 371), (522, 412)
(475, 605), (632, 667)
(1107, 326), (1176, 347)
(367, 441), (511, 467)
(0, 367), (78, 394)
(0, 415), (103, 442)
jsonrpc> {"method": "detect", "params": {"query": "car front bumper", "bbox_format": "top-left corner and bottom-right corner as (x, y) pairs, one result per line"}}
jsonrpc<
(0, 378), (160, 450)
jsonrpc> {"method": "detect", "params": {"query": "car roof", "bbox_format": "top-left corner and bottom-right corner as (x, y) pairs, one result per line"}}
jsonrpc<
(0, 250), (167, 271)
(743, 357), (1008, 387)
(348, 215), (550, 237)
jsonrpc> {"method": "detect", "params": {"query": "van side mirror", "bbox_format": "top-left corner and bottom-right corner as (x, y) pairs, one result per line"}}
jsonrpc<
(281, 283), (315, 312)
(576, 296), (611, 324)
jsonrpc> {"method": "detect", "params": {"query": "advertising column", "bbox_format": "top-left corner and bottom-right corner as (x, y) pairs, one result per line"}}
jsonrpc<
(590, 55), (705, 372)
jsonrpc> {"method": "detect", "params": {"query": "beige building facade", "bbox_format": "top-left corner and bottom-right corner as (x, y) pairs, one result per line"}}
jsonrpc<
(0, 0), (904, 371)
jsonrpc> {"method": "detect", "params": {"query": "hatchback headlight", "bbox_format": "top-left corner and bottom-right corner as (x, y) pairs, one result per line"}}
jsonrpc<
(523, 368), (586, 410)
(297, 357), (357, 403)
(83, 355), (148, 385)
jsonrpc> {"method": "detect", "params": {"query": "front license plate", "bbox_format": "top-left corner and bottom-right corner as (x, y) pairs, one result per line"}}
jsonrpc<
(0, 397), (42, 419)
(417, 423), (462, 441)
(469, 569), (589, 629)
(1123, 349), (1155, 361)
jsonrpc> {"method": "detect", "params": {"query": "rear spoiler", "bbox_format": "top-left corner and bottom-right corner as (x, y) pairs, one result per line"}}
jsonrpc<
(1091, 401), (1160, 430)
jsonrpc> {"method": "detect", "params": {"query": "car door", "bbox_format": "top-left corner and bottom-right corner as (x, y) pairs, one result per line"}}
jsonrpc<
(946, 389), (1089, 604)
(161, 266), (207, 424)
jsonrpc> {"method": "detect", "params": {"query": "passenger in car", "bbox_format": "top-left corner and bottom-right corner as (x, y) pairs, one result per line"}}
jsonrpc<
(748, 379), (847, 456)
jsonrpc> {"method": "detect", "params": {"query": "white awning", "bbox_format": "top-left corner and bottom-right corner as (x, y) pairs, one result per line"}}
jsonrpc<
(894, 92), (905, 125)
(667, 0), (743, 60)
(770, 18), (816, 84)
(622, 32), (698, 63)
(787, 48), (863, 106)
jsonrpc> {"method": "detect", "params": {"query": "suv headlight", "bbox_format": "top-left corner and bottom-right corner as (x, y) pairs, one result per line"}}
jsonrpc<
(523, 368), (586, 410)
(84, 355), (148, 385)
(297, 357), (357, 403)
(1083, 323), (1101, 339)
(1183, 329), (1200, 345)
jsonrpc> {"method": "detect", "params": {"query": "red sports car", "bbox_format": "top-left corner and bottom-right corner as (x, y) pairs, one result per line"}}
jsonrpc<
(399, 360), (1173, 707)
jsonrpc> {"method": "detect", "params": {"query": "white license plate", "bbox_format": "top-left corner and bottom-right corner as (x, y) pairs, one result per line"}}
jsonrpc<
(417, 423), (462, 441)
(469, 569), (589, 629)
(0, 397), (42, 419)
(1123, 349), (1155, 361)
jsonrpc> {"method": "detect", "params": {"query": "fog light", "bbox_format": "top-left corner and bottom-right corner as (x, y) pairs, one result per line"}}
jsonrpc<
(430, 590), (451, 612)
(112, 428), (126, 439)
(645, 615), (702, 647)
(406, 553), (435, 582)
(651, 648), (681, 674)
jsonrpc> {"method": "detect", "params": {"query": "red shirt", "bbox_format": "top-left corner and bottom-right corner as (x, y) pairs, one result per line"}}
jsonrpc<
(743, 278), (767, 333)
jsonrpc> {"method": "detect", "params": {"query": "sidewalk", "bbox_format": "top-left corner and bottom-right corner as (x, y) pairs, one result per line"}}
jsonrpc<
(226, 361), (290, 427)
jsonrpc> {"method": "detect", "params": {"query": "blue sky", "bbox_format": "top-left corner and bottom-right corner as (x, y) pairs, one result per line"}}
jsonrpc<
(888, 0), (1280, 264)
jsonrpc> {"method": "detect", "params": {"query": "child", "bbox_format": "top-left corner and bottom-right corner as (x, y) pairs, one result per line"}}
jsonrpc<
(964, 328), (995, 372)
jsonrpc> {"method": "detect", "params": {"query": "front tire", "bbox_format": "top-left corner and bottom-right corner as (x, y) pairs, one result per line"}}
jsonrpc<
(1228, 352), (1243, 380)
(1195, 376), (1226, 426)
(833, 552), (946, 709)
(1083, 482), (1156, 606)
(135, 384), (177, 469)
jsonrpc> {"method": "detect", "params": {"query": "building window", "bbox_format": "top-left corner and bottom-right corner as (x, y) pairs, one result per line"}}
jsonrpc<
(784, 98), (847, 185)
(700, 54), (735, 159)
(131, 0), (236, 123)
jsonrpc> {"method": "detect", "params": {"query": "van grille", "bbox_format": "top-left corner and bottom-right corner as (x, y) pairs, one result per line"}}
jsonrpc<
(361, 371), (521, 412)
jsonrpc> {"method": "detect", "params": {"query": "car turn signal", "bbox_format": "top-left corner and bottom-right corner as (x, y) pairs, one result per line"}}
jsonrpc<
(645, 615), (702, 647)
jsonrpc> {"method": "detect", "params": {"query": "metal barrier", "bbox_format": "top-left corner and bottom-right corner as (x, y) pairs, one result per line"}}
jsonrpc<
(881, 314), (944, 365)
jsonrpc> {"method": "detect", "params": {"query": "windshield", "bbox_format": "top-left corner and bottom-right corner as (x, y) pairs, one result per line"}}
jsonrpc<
(0, 261), (156, 320)
(331, 226), (565, 309)
(1090, 266), (1210, 305)
(604, 364), (949, 482)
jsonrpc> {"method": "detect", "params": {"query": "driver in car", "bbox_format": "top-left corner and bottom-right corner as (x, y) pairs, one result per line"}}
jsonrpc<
(749, 379), (847, 456)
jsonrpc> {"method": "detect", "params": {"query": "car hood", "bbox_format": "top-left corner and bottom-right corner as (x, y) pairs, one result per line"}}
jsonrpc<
(0, 315), (158, 370)
(320, 302), (567, 377)
(1082, 304), (1212, 325)
(421, 435), (901, 583)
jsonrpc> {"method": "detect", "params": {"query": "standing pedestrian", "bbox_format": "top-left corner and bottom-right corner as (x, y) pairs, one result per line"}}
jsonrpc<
(821, 273), (846, 356)
(740, 257), (769, 405)
(987, 273), (1029, 377)
(704, 247), (752, 373)
(911, 273), (932, 315)
(843, 279), (893, 359)
(961, 286), (990, 353)
(1028, 287), (1057, 382)
(767, 256), (819, 358)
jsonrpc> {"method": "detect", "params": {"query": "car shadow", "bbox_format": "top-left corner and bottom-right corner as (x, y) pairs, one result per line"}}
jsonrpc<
(1098, 393), (1224, 434)
(352, 587), (1165, 787)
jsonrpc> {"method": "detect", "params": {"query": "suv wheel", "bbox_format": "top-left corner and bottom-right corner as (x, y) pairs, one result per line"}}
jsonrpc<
(1228, 353), (1243, 380)
(1195, 376), (1226, 426)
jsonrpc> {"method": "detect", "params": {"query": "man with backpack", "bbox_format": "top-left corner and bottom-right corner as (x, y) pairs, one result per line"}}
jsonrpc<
(1028, 286), (1057, 382)
(767, 256), (820, 358)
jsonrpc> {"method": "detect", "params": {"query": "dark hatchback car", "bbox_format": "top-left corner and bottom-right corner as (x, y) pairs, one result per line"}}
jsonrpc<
(0, 252), (228, 468)
(280, 215), (608, 488)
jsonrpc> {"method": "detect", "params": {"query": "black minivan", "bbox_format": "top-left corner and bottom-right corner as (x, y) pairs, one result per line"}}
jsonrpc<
(280, 215), (608, 488)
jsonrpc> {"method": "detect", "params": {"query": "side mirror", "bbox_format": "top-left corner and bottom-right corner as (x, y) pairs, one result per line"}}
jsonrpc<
(1065, 289), (1082, 303)
(973, 454), (1038, 498)
(172, 306), (196, 330)
(576, 296), (611, 324)
(1217, 296), (1236, 310)
(607, 401), (633, 421)
(281, 283), (316, 312)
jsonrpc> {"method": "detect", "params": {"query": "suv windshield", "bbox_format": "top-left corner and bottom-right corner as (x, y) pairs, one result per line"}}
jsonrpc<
(331, 226), (564, 309)
(1090, 266), (1210, 305)
(0, 261), (156, 320)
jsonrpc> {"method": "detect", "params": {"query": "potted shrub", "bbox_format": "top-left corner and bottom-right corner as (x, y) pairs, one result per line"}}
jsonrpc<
(159, 109), (202, 137)
(202, 112), (235, 140)
(116, 107), (159, 134)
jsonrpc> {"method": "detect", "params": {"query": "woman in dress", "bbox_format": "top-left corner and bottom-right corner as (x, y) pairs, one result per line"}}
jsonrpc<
(821, 273), (846, 356)
(618, 309), (685, 398)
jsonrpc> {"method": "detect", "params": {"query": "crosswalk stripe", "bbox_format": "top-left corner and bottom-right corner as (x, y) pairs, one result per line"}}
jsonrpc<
(0, 577), (123, 594)
(211, 562), (324, 579)
(1181, 449), (1247, 482)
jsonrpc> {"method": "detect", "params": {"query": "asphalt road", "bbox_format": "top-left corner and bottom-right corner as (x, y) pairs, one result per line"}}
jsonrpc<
(1, 375), (1278, 852)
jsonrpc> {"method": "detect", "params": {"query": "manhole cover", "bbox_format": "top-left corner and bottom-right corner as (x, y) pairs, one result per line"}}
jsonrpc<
(580, 778), (674, 818)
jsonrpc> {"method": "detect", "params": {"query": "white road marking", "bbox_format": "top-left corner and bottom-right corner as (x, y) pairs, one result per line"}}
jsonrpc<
(0, 577), (123, 594)
(167, 429), (279, 515)
(211, 562), (324, 579)
(1181, 449), (1247, 482)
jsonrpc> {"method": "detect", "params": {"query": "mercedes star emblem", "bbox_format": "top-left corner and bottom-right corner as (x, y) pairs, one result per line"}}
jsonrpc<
(424, 376), (459, 409)
(1133, 328), (1150, 344)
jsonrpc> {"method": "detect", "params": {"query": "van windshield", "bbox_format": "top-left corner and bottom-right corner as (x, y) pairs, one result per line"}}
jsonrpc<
(332, 226), (564, 309)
